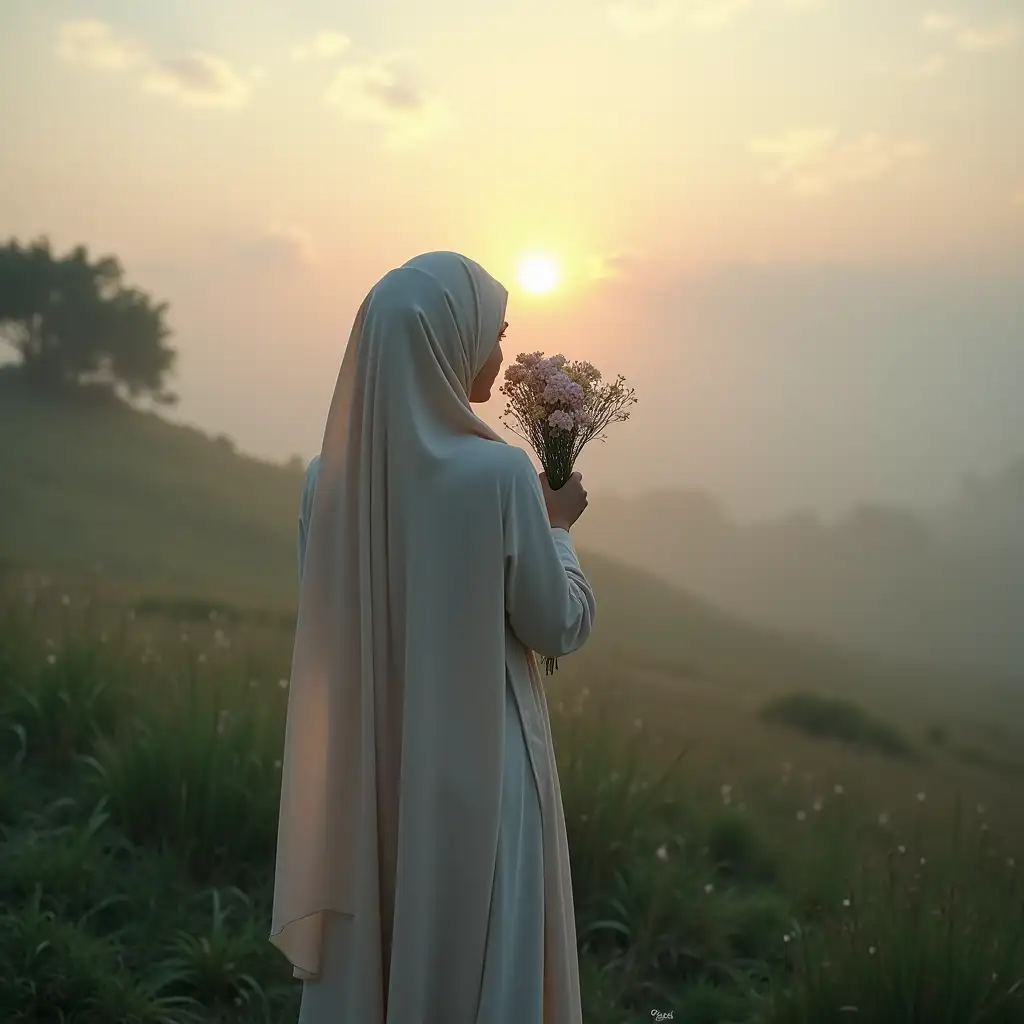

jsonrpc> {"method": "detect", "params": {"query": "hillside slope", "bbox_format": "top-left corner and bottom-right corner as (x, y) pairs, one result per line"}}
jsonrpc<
(0, 377), (951, 696)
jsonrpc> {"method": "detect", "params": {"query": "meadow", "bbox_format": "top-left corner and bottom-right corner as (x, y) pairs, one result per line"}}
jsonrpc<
(2, 566), (1023, 1024)
(2, 386), (1023, 1022)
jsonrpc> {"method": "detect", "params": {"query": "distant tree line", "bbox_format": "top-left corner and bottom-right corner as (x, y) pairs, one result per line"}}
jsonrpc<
(0, 237), (177, 404)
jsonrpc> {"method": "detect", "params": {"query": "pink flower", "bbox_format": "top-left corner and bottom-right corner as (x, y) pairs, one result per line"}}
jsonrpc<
(548, 410), (575, 431)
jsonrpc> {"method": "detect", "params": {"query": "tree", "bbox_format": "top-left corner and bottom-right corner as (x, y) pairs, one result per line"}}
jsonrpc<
(0, 237), (177, 404)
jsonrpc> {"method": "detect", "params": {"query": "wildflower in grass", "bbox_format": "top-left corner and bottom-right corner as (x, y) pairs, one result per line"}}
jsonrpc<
(278, 678), (289, 689)
(796, 810), (807, 822)
(656, 844), (669, 862)
(833, 783), (844, 795)
(704, 883), (714, 894)
(897, 845), (906, 854)
(783, 933), (792, 944)
(916, 791), (926, 802)
(868, 945), (876, 956)
(842, 898), (851, 908)
(920, 856), (927, 866)
(46, 653), (56, 665)
(813, 798), (824, 812)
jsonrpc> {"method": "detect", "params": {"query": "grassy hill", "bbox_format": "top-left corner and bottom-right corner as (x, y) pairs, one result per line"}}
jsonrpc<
(0, 373), (977, 703)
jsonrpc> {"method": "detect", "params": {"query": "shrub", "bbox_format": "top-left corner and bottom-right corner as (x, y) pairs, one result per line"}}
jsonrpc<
(760, 692), (913, 759)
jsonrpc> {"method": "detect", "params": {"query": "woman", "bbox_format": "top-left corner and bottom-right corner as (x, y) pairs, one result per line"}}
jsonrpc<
(271, 251), (596, 1024)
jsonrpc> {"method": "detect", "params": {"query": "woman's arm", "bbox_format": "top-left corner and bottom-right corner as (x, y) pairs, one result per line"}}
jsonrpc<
(503, 449), (597, 659)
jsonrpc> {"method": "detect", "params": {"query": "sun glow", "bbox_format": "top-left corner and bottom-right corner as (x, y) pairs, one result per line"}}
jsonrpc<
(517, 254), (561, 295)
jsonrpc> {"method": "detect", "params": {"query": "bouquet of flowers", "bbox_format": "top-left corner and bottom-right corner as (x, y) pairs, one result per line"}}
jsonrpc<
(499, 351), (637, 674)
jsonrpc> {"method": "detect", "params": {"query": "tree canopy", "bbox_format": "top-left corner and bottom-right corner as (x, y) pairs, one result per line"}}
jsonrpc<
(0, 237), (177, 404)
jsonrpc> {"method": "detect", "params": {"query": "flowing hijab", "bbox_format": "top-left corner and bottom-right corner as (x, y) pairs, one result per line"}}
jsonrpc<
(270, 252), (511, 979)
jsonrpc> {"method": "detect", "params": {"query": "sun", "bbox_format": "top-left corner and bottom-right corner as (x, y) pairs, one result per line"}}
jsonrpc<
(518, 254), (561, 295)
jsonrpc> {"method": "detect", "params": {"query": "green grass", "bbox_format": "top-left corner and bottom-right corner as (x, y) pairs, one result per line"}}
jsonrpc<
(3, 382), (1024, 1021)
(2, 592), (1023, 1023)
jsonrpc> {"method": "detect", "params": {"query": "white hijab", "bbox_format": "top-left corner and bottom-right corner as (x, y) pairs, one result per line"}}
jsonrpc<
(270, 251), (510, 979)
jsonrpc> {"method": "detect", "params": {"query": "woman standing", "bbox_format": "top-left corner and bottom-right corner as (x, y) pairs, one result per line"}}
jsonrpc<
(271, 251), (596, 1023)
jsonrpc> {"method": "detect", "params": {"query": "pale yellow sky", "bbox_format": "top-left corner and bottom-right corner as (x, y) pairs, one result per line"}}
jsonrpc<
(1, 0), (1022, 516)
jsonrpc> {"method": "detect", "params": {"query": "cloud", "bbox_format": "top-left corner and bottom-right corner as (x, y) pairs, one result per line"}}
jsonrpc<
(142, 54), (251, 108)
(55, 19), (148, 70)
(607, 2), (678, 33)
(749, 130), (928, 196)
(906, 54), (947, 80)
(55, 19), (254, 108)
(689, 0), (752, 28)
(923, 12), (1020, 53)
(607, 0), (825, 33)
(289, 31), (351, 61)
(235, 225), (319, 270)
(323, 61), (450, 147)
(588, 251), (645, 282)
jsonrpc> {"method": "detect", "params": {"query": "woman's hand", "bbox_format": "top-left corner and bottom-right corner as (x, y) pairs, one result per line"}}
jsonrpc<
(540, 472), (588, 532)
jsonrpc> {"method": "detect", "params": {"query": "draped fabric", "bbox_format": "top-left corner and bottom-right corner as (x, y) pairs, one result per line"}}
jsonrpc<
(270, 252), (596, 1022)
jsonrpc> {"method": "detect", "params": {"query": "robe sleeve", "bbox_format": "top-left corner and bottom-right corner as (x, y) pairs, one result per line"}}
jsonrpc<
(503, 449), (597, 659)
(297, 456), (320, 586)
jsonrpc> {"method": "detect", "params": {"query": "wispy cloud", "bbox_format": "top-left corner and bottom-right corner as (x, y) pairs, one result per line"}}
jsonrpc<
(749, 130), (928, 196)
(235, 225), (319, 270)
(607, 0), (825, 33)
(906, 54), (947, 80)
(588, 251), (645, 282)
(607, 2), (678, 34)
(923, 11), (1020, 53)
(55, 20), (254, 108)
(323, 60), (450, 147)
(289, 31), (351, 62)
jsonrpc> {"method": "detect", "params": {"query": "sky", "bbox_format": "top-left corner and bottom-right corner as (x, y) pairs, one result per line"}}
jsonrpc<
(1, 0), (1022, 519)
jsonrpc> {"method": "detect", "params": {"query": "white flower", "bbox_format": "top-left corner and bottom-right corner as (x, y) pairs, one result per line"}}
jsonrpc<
(897, 844), (906, 854)
(813, 798), (824, 813)
(842, 898), (851, 908)
(920, 856), (927, 866)
(278, 678), (289, 689)
(655, 844), (669, 862)
(834, 783), (844, 795)
(868, 945), (877, 956)
(783, 933), (792, 944)
(704, 883), (714, 894)
(46, 654), (56, 665)
(916, 792), (926, 802)
(796, 810), (807, 822)
(274, 759), (283, 769)
(61, 594), (70, 606)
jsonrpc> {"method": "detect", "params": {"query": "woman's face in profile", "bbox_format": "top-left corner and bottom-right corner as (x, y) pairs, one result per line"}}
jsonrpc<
(469, 321), (507, 404)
